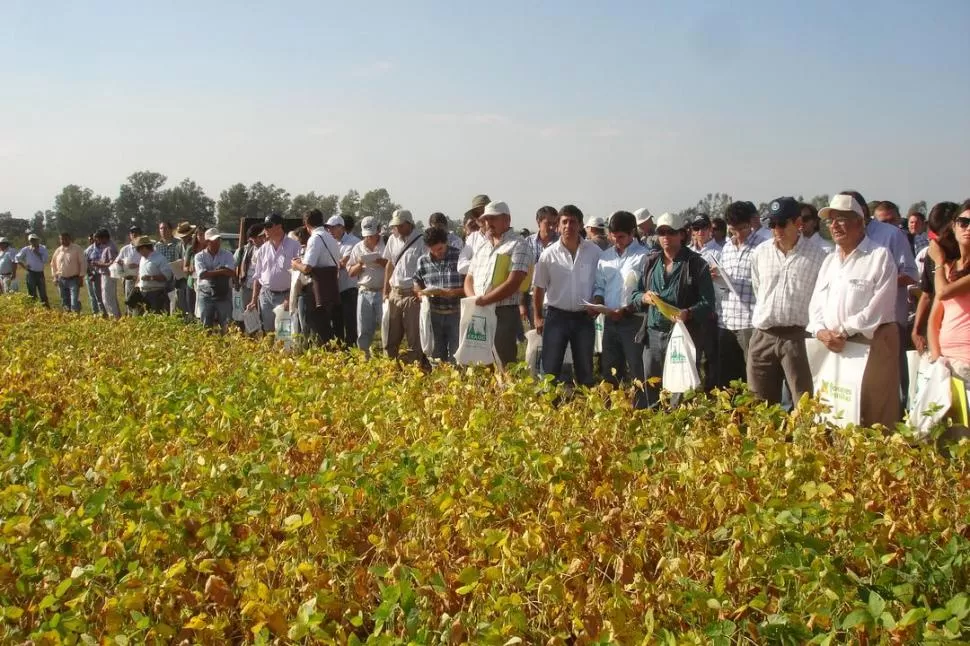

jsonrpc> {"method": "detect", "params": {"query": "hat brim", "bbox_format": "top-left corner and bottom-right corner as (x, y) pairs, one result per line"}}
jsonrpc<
(818, 207), (862, 220)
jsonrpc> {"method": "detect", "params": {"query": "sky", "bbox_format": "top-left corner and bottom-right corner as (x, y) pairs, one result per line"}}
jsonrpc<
(1, 0), (969, 229)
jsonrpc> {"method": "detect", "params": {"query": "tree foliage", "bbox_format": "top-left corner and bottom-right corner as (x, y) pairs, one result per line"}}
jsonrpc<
(289, 192), (339, 220)
(339, 189), (361, 219)
(160, 179), (215, 229)
(359, 188), (400, 227)
(52, 185), (114, 238)
(114, 171), (169, 237)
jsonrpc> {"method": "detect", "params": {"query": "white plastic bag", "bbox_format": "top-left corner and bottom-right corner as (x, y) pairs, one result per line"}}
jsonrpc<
(242, 308), (262, 335)
(908, 356), (951, 439)
(662, 321), (700, 393)
(806, 339), (870, 427)
(232, 289), (244, 322)
(594, 314), (605, 354)
(168, 290), (178, 315)
(381, 301), (390, 350)
(419, 297), (434, 356)
(906, 350), (921, 404)
(273, 303), (294, 350)
(524, 329), (572, 377)
(455, 297), (498, 366)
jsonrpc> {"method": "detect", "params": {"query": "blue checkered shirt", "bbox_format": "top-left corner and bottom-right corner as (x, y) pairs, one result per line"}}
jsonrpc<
(414, 246), (463, 310)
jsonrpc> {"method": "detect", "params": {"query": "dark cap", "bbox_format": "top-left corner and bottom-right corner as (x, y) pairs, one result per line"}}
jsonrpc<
(767, 197), (801, 223)
(690, 214), (712, 230)
(246, 224), (264, 238)
(128, 225), (142, 234)
(264, 213), (284, 227)
(95, 228), (111, 239)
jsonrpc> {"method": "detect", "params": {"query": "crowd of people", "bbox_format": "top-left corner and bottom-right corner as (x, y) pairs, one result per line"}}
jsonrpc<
(1, 191), (965, 429)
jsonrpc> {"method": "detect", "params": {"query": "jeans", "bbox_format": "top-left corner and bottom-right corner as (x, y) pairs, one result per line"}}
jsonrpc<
(86, 274), (104, 315)
(26, 270), (49, 306)
(335, 288), (358, 348)
(142, 289), (169, 314)
(357, 289), (382, 356)
(717, 327), (753, 388)
(601, 316), (647, 408)
(644, 325), (704, 407)
(198, 294), (233, 332)
(431, 310), (460, 363)
(495, 305), (521, 366)
(175, 279), (190, 316)
(101, 276), (121, 319)
(541, 307), (596, 386)
(57, 276), (82, 313)
(123, 278), (138, 315)
(258, 289), (287, 332)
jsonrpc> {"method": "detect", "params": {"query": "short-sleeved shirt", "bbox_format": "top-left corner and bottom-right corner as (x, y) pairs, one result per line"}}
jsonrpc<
(253, 236), (302, 292)
(717, 236), (759, 330)
(96, 242), (119, 275)
(533, 238), (601, 311)
(17, 245), (48, 272)
(865, 219), (918, 324)
(594, 240), (648, 310)
(383, 230), (424, 290)
(194, 248), (236, 298)
(468, 229), (532, 307)
(349, 239), (386, 290)
(414, 246), (463, 310)
(335, 232), (361, 292)
(0, 248), (17, 274)
(116, 244), (140, 277)
(139, 250), (174, 291)
(155, 239), (183, 263)
(303, 227), (342, 269)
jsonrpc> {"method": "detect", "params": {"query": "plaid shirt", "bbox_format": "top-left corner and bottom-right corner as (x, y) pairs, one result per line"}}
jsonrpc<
(750, 235), (828, 329)
(154, 239), (183, 263)
(469, 229), (532, 307)
(716, 236), (759, 330)
(414, 246), (463, 310)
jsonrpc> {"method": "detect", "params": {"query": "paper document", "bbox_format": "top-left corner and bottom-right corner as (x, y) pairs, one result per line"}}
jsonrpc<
(710, 259), (740, 299)
(169, 260), (186, 280)
(581, 300), (612, 315)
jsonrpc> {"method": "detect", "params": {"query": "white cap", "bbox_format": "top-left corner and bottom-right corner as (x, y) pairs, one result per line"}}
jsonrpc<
(325, 215), (345, 227)
(482, 201), (510, 217)
(633, 207), (653, 225)
(819, 194), (866, 220)
(654, 212), (684, 231)
(0, 237), (8, 244)
(204, 228), (222, 241)
(360, 216), (379, 236)
(389, 209), (414, 226)
(28, 233), (40, 241)
(587, 216), (607, 229)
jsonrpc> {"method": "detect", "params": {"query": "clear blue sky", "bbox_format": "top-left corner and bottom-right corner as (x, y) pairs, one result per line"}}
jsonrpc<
(2, 0), (969, 228)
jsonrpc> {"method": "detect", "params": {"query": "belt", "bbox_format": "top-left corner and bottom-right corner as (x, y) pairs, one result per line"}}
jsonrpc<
(60, 275), (81, 280)
(430, 308), (459, 315)
(760, 325), (807, 336)
(268, 289), (289, 295)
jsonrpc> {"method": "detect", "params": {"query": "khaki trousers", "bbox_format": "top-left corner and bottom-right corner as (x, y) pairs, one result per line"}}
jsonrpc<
(858, 323), (901, 429)
(747, 327), (814, 405)
(386, 288), (422, 364)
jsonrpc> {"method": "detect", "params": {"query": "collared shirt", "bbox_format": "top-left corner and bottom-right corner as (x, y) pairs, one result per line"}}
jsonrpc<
(116, 243), (141, 278)
(349, 239), (386, 290)
(751, 235), (828, 329)
(51, 243), (87, 278)
(447, 231), (464, 251)
(303, 227), (342, 269)
(334, 232), (361, 292)
(807, 236), (898, 339)
(253, 236), (302, 292)
(194, 247), (236, 294)
(716, 236), (758, 330)
(235, 242), (260, 288)
(526, 231), (559, 264)
(17, 245), (48, 272)
(468, 229), (532, 307)
(414, 246), (463, 310)
(154, 239), (183, 263)
(138, 250), (174, 291)
(457, 230), (488, 275)
(865, 219), (918, 324)
(803, 232), (835, 254)
(912, 232), (929, 256)
(84, 243), (101, 272)
(96, 242), (119, 275)
(593, 240), (647, 309)
(0, 248), (16, 274)
(383, 230), (424, 290)
(749, 227), (772, 246)
(533, 238), (601, 312)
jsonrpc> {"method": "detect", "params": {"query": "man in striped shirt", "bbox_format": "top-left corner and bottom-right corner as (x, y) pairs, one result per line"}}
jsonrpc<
(747, 197), (828, 405)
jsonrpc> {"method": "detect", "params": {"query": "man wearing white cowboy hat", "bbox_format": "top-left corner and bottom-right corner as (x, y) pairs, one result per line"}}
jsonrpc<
(0, 237), (17, 294)
(114, 226), (144, 315)
(382, 209), (426, 364)
(133, 235), (174, 314)
(16, 233), (50, 306)
(634, 207), (658, 251)
(347, 216), (387, 356)
(194, 228), (236, 332)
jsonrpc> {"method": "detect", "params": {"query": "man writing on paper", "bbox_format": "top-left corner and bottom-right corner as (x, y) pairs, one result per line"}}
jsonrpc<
(382, 209), (425, 364)
(807, 193), (899, 429)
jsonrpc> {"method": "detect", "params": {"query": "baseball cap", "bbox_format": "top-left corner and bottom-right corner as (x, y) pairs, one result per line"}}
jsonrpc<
(203, 228), (222, 241)
(0, 237), (9, 244)
(28, 233), (40, 241)
(633, 207), (653, 225)
(819, 194), (866, 220)
(264, 213), (284, 227)
(389, 209), (414, 226)
(482, 201), (510, 217)
(128, 226), (142, 235)
(587, 216), (607, 229)
(360, 216), (379, 236)
(767, 197), (800, 223)
(325, 215), (345, 227)
(654, 212), (684, 231)
(690, 214), (712, 230)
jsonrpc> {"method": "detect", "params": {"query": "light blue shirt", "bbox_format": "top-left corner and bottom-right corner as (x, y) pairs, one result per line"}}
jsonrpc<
(593, 240), (648, 309)
(16, 245), (48, 272)
(194, 248), (236, 296)
(866, 219), (917, 324)
(138, 250), (174, 291)
(0, 248), (16, 274)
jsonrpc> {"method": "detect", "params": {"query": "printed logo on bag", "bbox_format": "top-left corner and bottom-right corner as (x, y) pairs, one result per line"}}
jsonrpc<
(819, 379), (851, 403)
(466, 315), (487, 342)
(670, 344), (686, 364)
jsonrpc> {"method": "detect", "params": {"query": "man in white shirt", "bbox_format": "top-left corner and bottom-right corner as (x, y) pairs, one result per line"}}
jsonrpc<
(383, 209), (425, 364)
(292, 209), (343, 345)
(807, 193), (899, 429)
(348, 217), (387, 357)
(689, 215), (721, 257)
(324, 215), (362, 347)
(0, 237), (17, 294)
(464, 201), (533, 366)
(248, 213), (303, 333)
(533, 205), (602, 386)
(457, 195), (490, 275)
(591, 211), (647, 405)
(799, 204), (834, 254)
(634, 207), (658, 251)
(194, 228), (237, 333)
(114, 226), (143, 314)
(17, 233), (50, 306)
(747, 198), (828, 405)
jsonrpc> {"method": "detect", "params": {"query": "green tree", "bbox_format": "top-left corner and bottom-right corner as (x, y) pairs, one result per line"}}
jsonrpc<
(114, 171), (168, 237)
(695, 192), (733, 219)
(358, 188), (400, 227)
(809, 194), (830, 211)
(339, 189), (361, 219)
(216, 183), (250, 231)
(290, 192), (339, 219)
(52, 185), (114, 238)
(0, 212), (32, 241)
(248, 182), (291, 220)
(908, 200), (928, 216)
(160, 179), (215, 228)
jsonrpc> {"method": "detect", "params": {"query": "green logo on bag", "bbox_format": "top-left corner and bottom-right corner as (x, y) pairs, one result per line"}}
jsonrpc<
(670, 347), (686, 364)
(466, 315), (487, 342)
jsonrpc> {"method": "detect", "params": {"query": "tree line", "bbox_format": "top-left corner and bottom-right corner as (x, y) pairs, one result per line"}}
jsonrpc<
(0, 171), (402, 243)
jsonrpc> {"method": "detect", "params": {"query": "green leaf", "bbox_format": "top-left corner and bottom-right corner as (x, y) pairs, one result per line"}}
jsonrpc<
(457, 567), (479, 585)
(38, 595), (57, 611)
(867, 591), (885, 619)
(55, 578), (73, 599)
(946, 593), (969, 620)
(898, 608), (926, 627)
(83, 488), (110, 518)
(841, 609), (870, 629)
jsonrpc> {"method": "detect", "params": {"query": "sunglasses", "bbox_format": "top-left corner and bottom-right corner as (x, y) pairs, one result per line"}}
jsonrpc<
(656, 228), (679, 237)
(956, 217), (970, 229)
(767, 219), (793, 229)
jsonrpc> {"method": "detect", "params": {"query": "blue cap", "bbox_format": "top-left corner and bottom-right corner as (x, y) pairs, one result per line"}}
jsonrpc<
(767, 197), (800, 223)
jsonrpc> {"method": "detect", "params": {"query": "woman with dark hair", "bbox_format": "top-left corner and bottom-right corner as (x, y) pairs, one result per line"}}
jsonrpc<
(928, 200), (970, 379)
(912, 202), (960, 351)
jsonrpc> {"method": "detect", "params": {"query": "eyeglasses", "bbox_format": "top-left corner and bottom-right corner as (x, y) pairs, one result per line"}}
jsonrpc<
(767, 220), (790, 229)
(956, 217), (970, 229)
(830, 214), (859, 226)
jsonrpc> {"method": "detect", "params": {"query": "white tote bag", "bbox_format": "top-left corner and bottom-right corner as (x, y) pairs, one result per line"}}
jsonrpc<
(381, 302), (390, 351)
(806, 339), (870, 427)
(419, 297), (435, 356)
(662, 321), (701, 393)
(908, 356), (951, 440)
(232, 289), (245, 322)
(593, 314), (605, 354)
(525, 329), (572, 377)
(273, 303), (294, 350)
(455, 297), (498, 366)
(242, 308), (262, 335)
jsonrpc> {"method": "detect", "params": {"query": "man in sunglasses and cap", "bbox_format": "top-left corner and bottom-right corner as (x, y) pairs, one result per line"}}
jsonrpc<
(248, 213), (302, 333)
